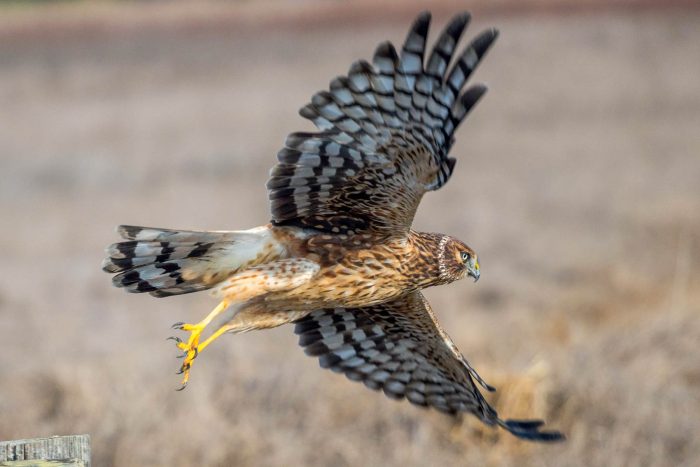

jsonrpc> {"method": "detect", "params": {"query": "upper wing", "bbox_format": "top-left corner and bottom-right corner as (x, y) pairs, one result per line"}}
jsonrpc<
(293, 291), (564, 442)
(268, 12), (497, 237)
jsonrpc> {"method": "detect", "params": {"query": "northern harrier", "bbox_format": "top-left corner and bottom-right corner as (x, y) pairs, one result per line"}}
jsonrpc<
(103, 11), (563, 441)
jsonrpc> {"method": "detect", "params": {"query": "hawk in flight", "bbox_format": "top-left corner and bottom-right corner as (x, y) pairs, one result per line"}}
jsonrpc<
(103, 11), (563, 442)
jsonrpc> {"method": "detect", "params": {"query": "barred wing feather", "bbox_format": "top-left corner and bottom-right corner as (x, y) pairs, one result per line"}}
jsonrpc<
(267, 12), (498, 236)
(294, 292), (565, 442)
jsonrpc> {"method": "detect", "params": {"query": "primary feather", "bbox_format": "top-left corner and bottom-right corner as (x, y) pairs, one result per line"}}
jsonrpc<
(267, 11), (498, 237)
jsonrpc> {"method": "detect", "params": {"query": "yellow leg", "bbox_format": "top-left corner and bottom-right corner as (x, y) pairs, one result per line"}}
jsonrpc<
(196, 323), (247, 354)
(170, 306), (305, 390)
(170, 299), (229, 390)
(196, 308), (307, 355)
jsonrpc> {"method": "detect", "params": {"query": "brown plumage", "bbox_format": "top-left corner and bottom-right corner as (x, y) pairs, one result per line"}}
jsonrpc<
(103, 11), (563, 442)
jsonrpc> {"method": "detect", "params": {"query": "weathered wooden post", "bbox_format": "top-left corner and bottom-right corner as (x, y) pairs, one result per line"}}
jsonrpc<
(0, 435), (90, 467)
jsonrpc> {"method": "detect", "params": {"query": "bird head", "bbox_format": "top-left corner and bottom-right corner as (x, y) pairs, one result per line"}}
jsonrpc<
(438, 236), (480, 283)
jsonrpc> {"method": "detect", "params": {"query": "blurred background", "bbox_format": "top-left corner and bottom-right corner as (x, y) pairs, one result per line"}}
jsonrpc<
(1, 0), (699, 465)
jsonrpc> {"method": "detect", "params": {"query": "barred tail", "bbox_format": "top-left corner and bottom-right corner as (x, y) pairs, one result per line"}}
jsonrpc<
(102, 225), (280, 297)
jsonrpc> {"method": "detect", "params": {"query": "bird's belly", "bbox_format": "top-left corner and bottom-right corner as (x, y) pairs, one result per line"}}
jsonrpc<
(262, 262), (408, 310)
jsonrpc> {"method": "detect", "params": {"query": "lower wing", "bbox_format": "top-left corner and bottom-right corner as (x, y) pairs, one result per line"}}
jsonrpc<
(293, 291), (564, 442)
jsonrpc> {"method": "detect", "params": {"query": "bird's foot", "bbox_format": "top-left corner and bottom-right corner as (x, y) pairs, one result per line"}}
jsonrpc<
(167, 300), (229, 390)
(169, 321), (205, 390)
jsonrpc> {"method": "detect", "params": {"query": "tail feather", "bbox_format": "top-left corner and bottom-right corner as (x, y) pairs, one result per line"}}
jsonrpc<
(117, 225), (239, 243)
(103, 225), (280, 298)
(105, 239), (236, 264)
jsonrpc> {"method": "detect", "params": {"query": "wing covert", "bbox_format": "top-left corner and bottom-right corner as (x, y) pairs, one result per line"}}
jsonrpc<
(293, 292), (564, 442)
(268, 12), (498, 236)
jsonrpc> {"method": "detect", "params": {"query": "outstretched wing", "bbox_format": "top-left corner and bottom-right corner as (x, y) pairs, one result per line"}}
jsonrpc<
(293, 292), (564, 442)
(268, 12), (497, 237)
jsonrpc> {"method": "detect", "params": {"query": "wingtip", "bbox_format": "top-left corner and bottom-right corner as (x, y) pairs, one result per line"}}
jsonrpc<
(457, 84), (489, 113)
(411, 11), (432, 34)
(455, 11), (472, 22)
(472, 27), (500, 55)
(471, 82), (489, 94)
(415, 10), (432, 22)
(501, 419), (566, 443)
(446, 11), (471, 31)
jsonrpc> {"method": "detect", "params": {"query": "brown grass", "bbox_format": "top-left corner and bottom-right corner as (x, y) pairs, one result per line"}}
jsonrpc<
(1, 4), (699, 466)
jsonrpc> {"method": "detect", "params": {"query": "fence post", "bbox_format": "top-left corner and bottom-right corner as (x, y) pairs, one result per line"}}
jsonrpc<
(0, 435), (90, 467)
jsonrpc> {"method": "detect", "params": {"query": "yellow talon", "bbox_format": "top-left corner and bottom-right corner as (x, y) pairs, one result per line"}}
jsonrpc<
(171, 300), (229, 388)
(173, 325), (202, 388)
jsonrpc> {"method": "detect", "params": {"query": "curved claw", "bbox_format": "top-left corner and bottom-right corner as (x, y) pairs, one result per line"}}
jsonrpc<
(166, 336), (182, 343)
(169, 317), (210, 390)
(175, 382), (188, 391)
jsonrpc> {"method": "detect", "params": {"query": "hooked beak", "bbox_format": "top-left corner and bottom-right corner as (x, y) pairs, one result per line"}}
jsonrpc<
(468, 259), (480, 282)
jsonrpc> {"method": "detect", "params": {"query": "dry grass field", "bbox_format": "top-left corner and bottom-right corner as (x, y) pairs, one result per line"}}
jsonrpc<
(1, 2), (699, 466)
